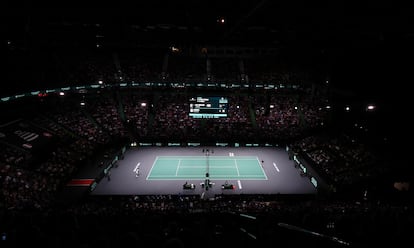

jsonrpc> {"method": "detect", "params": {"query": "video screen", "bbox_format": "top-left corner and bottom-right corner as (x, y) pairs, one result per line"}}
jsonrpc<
(189, 96), (228, 118)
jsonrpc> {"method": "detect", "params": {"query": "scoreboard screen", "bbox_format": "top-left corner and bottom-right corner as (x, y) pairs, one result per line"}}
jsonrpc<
(189, 97), (228, 118)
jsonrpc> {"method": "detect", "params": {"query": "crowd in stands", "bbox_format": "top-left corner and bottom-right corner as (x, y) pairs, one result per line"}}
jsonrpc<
(0, 83), (405, 211)
(0, 143), (30, 168)
(1, 193), (412, 247)
(290, 133), (384, 192)
(253, 93), (327, 143)
(1, 49), (411, 247)
(4, 47), (323, 96)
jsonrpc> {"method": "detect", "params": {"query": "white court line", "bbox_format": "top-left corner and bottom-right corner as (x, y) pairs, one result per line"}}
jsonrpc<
(157, 156), (257, 159)
(238, 180), (242, 189)
(147, 177), (267, 180)
(148, 175), (265, 177)
(179, 165), (238, 168)
(146, 157), (159, 180)
(234, 159), (240, 176)
(157, 158), (257, 160)
(273, 162), (280, 172)
(256, 157), (268, 180)
(175, 159), (181, 176)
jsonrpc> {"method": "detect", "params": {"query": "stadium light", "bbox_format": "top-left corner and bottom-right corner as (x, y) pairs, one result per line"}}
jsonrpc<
(170, 46), (180, 53)
(366, 104), (375, 111)
(141, 102), (147, 107)
(59, 92), (65, 96)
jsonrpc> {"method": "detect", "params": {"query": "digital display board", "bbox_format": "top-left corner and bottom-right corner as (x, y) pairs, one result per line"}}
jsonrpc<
(189, 97), (228, 118)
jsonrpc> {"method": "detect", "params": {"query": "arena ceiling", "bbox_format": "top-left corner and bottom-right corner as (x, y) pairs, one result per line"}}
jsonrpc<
(2, 0), (413, 98)
(1, 1), (412, 152)
(3, 0), (411, 48)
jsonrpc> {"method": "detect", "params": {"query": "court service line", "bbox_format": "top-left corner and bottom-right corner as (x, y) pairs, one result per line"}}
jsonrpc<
(175, 159), (181, 176)
(234, 159), (240, 176)
(273, 162), (280, 172)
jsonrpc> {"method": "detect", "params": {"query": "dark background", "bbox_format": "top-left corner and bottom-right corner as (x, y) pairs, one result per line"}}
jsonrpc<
(2, 0), (412, 152)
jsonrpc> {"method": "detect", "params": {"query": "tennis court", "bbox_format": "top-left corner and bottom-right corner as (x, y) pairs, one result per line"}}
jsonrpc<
(89, 147), (317, 195)
(147, 156), (267, 180)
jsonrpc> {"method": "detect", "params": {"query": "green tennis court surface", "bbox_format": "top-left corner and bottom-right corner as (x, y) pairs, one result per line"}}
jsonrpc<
(147, 156), (267, 180)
